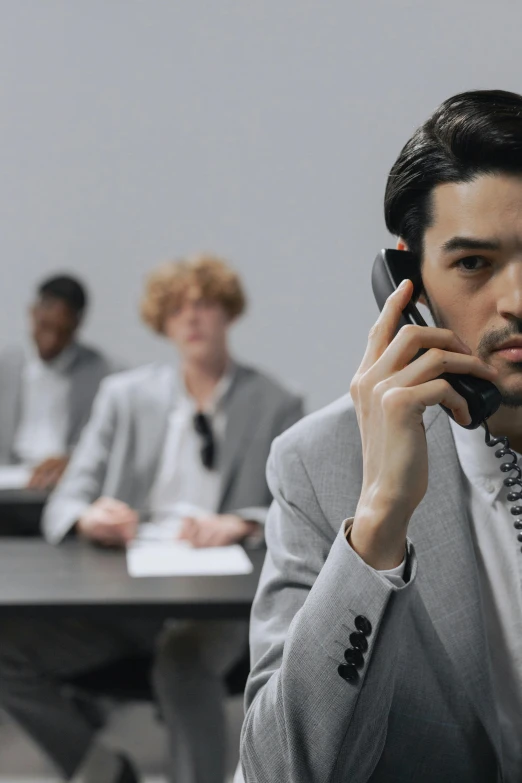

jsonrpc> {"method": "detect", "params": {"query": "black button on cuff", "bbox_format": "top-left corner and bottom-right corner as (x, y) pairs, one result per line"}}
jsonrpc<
(354, 615), (372, 636)
(344, 647), (364, 668)
(338, 663), (358, 682)
(349, 631), (368, 652)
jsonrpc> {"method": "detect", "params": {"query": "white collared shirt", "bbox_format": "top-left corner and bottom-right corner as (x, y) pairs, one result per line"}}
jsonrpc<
(12, 344), (78, 465)
(147, 367), (234, 525)
(449, 419), (522, 781)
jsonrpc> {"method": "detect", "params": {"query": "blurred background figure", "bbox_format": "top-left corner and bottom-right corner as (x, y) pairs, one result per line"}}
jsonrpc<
(0, 254), (303, 783)
(0, 275), (119, 489)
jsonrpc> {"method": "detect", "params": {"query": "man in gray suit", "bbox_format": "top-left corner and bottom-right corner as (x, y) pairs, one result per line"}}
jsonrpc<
(0, 254), (303, 783)
(241, 90), (522, 782)
(0, 274), (117, 489)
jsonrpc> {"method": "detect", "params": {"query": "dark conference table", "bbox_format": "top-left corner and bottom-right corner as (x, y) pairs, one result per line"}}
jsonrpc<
(0, 537), (265, 620)
(0, 488), (48, 536)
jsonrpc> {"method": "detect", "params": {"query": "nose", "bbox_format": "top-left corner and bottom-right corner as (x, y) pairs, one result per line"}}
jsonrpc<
(183, 301), (200, 321)
(497, 260), (522, 322)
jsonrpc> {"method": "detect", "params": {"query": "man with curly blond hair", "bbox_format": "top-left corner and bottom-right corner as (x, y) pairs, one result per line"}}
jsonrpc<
(0, 254), (303, 783)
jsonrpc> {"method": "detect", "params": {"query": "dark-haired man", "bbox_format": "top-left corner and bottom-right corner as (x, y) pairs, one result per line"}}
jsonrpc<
(241, 90), (522, 782)
(0, 275), (118, 489)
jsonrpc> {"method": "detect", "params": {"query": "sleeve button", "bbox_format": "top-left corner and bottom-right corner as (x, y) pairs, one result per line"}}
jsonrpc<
(354, 615), (372, 636)
(338, 663), (358, 682)
(349, 631), (368, 652)
(344, 648), (364, 668)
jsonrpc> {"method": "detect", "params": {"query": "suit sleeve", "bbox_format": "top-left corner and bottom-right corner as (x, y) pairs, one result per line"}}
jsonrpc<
(240, 434), (418, 783)
(233, 395), (305, 530)
(42, 379), (118, 544)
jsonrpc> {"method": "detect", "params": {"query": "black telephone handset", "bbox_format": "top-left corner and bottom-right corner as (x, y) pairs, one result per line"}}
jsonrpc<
(371, 249), (502, 430)
(371, 249), (522, 554)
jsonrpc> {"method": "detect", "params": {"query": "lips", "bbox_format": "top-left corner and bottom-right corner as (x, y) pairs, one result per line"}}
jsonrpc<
(494, 340), (522, 352)
(494, 344), (522, 362)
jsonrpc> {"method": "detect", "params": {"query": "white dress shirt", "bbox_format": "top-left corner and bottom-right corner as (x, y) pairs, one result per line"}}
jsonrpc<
(449, 419), (522, 781)
(13, 344), (78, 465)
(363, 419), (522, 780)
(148, 368), (234, 526)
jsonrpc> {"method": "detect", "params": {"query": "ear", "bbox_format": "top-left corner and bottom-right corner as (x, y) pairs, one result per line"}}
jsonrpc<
(397, 238), (428, 305)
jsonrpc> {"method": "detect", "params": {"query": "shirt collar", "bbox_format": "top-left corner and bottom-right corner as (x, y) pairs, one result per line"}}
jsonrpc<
(26, 341), (79, 375)
(178, 359), (237, 415)
(449, 417), (515, 504)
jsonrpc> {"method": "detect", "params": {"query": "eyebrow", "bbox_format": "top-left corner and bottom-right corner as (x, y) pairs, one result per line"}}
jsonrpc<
(441, 236), (501, 254)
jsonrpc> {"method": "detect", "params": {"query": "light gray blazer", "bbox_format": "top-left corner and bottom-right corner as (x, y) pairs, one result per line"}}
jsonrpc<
(0, 344), (118, 465)
(43, 362), (304, 544)
(241, 396), (504, 783)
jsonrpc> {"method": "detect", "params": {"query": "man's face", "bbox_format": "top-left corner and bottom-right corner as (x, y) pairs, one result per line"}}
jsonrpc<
(420, 173), (522, 407)
(31, 298), (79, 362)
(163, 286), (231, 362)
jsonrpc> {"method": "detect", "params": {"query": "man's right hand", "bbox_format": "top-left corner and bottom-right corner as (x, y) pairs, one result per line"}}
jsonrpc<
(76, 497), (138, 547)
(349, 278), (498, 571)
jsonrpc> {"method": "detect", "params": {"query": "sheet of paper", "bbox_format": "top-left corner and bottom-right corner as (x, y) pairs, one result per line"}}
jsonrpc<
(0, 465), (31, 490)
(136, 520), (183, 542)
(136, 502), (212, 541)
(126, 540), (253, 578)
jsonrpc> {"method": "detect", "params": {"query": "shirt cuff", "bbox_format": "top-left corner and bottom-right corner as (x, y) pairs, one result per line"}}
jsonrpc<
(344, 518), (407, 587)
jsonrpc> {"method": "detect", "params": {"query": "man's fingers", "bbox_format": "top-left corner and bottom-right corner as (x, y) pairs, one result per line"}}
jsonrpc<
(385, 379), (472, 427)
(380, 348), (497, 391)
(96, 499), (138, 529)
(91, 519), (133, 545)
(358, 279), (414, 372)
(97, 497), (131, 512)
(177, 517), (197, 541)
(192, 530), (211, 548)
(370, 325), (472, 379)
(28, 466), (47, 489)
(43, 468), (62, 488)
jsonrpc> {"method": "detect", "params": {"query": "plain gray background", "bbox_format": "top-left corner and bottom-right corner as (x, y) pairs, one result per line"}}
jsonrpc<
(1, 0), (521, 411)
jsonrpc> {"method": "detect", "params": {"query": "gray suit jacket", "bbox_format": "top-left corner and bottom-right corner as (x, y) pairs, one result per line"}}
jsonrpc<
(43, 362), (304, 544)
(241, 396), (504, 783)
(0, 343), (117, 465)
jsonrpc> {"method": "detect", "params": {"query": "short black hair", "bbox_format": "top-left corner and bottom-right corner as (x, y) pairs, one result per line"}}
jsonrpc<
(37, 275), (88, 317)
(384, 89), (522, 258)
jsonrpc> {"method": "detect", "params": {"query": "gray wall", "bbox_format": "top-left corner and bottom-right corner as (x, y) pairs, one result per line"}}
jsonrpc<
(1, 0), (521, 411)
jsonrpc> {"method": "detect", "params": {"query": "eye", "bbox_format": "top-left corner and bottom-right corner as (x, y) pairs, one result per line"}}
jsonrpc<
(456, 255), (489, 272)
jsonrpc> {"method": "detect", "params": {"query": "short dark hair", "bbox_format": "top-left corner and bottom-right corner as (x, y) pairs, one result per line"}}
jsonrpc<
(384, 89), (522, 258)
(37, 275), (88, 317)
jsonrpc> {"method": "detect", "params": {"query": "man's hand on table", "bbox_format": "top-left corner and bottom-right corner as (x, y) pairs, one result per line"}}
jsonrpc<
(177, 513), (260, 548)
(27, 456), (69, 490)
(77, 497), (139, 547)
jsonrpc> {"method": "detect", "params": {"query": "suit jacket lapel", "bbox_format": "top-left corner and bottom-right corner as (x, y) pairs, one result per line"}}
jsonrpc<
(68, 348), (89, 446)
(218, 367), (260, 509)
(410, 408), (501, 761)
(126, 365), (177, 511)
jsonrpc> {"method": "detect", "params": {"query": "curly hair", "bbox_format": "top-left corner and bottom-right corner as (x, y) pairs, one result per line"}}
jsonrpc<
(141, 253), (247, 334)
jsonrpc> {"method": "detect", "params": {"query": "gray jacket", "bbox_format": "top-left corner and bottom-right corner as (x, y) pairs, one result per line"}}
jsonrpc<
(43, 362), (304, 544)
(241, 396), (503, 783)
(0, 343), (117, 465)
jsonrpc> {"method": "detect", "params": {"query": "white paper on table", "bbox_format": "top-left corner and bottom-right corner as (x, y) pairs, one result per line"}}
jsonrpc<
(136, 502), (212, 542)
(0, 465), (31, 490)
(126, 540), (253, 578)
(136, 520), (183, 541)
